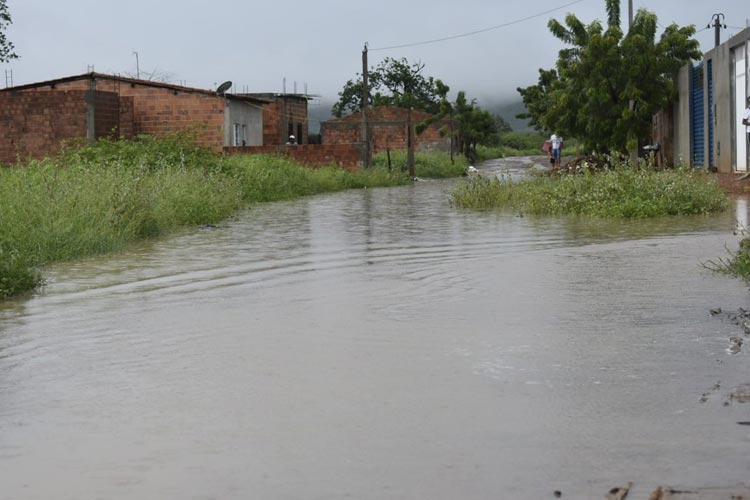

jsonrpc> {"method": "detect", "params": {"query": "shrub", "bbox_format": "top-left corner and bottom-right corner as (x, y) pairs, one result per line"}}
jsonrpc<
(703, 231), (750, 284)
(0, 246), (42, 299)
(451, 165), (728, 217)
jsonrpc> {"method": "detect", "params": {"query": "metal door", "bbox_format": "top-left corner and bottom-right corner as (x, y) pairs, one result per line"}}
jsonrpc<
(690, 64), (705, 168)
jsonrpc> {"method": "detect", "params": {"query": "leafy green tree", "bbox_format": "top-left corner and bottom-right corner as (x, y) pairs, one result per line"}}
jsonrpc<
(415, 90), (498, 159)
(0, 0), (18, 63)
(517, 0), (700, 154)
(332, 57), (448, 117)
(453, 92), (498, 158)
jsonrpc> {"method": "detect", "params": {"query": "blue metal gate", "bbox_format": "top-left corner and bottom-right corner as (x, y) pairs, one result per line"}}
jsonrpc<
(691, 64), (705, 167)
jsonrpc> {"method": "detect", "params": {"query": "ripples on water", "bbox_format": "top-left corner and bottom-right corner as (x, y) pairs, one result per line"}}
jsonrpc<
(1, 171), (749, 499)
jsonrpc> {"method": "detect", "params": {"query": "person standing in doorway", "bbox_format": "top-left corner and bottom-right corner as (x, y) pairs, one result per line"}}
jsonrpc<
(286, 135), (297, 145)
(550, 132), (563, 169)
(743, 97), (750, 154)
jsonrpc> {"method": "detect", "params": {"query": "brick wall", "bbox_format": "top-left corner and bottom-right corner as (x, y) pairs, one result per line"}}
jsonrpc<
(262, 101), (282, 145)
(0, 90), (92, 164)
(321, 107), (452, 154)
(261, 96), (309, 145)
(119, 96), (135, 139)
(93, 92), (121, 139)
(225, 143), (363, 171)
(15, 77), (226, 151)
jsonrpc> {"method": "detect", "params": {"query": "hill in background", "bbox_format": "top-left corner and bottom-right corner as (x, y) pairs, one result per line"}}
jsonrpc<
(477, 97), (532, 132)
(307, 97), (532, 135)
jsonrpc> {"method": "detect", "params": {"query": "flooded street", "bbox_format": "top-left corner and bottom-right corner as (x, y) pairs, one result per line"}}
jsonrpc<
(1, 158), (749, 499)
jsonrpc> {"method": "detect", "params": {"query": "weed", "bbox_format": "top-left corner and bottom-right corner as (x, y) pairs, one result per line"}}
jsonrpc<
(451, 165), (728, 217)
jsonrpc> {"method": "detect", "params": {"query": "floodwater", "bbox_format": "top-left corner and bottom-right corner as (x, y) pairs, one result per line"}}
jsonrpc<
(1, 158), (749, 500)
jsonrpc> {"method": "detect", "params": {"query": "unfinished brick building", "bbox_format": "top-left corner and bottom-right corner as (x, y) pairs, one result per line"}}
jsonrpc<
(320, 107), (453, 154)
(240, 93), (310, 145)
(0, 89), (122, 165)
(0, 73), (289, 165)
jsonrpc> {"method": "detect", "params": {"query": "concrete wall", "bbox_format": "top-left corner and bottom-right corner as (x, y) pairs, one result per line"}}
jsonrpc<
(225, 143), (364, 171)
(224, 99), (263, 146)
(0, 90), (119, 165)
(708, 42), (733, 172)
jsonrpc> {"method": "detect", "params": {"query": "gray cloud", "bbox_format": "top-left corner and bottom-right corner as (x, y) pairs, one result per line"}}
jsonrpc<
(4, 0), (747, 105)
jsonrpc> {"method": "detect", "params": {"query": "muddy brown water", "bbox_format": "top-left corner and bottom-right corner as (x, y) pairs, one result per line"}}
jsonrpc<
(1, 158), (749, 499)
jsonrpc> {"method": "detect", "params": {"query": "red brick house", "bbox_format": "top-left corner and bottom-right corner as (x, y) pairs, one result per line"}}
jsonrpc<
(320, 107), (453, 154)
(0, 72), (271, 164)
(240, 93), (310, 145)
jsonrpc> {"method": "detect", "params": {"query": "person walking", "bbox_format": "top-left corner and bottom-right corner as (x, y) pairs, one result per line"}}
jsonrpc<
(550, 133), (563, 169)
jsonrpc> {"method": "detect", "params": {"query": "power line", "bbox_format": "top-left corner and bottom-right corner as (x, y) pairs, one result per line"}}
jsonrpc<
(370, 0), (586, 51)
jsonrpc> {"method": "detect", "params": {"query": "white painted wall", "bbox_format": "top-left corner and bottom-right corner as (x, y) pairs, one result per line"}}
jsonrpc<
(734, 44), (747, 172)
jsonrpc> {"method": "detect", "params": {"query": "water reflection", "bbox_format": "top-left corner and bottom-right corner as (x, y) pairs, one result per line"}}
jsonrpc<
(0, 171), (749, 499)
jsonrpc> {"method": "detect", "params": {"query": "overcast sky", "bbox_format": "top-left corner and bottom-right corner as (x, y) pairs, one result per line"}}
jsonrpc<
(2, 0), (748, 107)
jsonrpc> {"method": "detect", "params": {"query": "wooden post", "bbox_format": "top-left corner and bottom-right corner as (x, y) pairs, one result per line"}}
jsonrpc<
(407, 107), (415, 177)
(450, 109), (454, 164)
(361, 43), (370, 168)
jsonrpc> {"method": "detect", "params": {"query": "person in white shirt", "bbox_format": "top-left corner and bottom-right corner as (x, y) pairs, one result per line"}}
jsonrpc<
(550, 133), (563, 168)
(743, 97), (750, 146)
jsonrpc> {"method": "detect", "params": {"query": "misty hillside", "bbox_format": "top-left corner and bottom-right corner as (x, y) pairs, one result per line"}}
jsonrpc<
(307, 98), (532, 134)
(478, 98), (532, 132)
(307, 98), (335, 134)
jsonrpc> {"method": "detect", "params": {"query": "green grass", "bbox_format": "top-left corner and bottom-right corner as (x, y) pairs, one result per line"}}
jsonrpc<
(0, 136), (465, 298)
(372, 150), (469, 178)
(703, 232), (750, 284)
(223, 154), (409, 203)
(451, 165), (728, 218)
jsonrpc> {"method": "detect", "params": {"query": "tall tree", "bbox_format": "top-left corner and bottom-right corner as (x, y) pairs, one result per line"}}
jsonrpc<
(517, 0), (700, 154)
(453, 92), (498, 158)
(0, 0), (18, 63)
(332, 57), (447, 118)
(415, 89), (499, 160)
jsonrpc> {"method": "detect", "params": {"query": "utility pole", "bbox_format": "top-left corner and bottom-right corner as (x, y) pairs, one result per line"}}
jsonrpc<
(407, 107), (415, 177)
(628, 0), (638, 167)
(708, 14), (726, 47)
(361, 43), (371, 168)
(628, 0), (633, 28)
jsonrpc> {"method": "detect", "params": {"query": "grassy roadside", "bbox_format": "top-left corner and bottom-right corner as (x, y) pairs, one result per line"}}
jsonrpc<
(0, 136), (464, 299)
(451, 164), (728, 217)
(371, 150), (468, 178)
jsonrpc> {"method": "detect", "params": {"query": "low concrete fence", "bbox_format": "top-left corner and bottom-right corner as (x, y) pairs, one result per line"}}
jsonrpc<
(225, 143), (364, 171)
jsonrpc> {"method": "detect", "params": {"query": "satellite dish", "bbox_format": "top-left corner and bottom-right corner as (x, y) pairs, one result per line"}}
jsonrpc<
(216, 81), (232, 95)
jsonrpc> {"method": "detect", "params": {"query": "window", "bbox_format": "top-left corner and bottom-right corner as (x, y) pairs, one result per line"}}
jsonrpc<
(233, 123), (244, 147)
